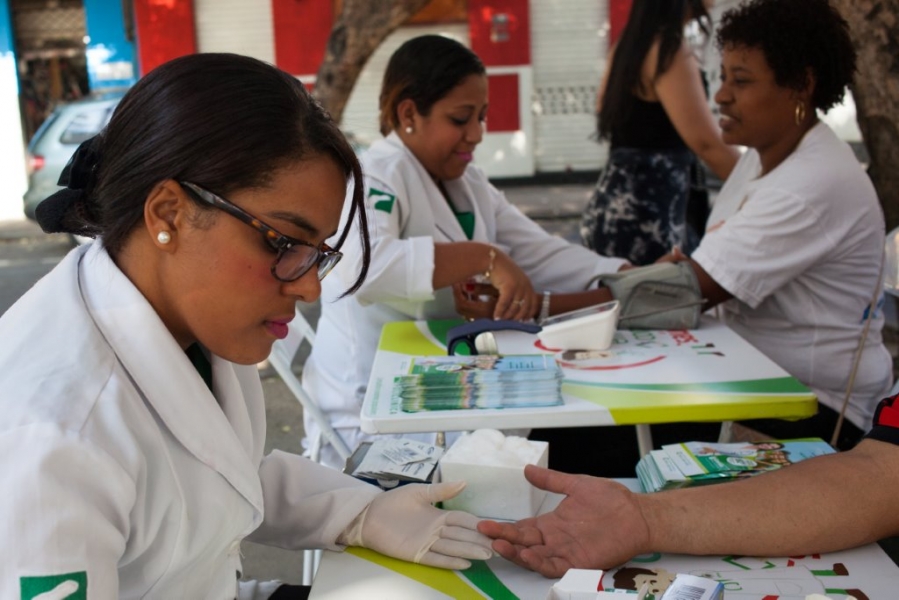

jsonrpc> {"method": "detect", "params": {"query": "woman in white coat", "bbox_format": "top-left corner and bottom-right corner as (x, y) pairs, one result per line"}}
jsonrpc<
(303, 35), (628, 469)
(0, 53), (492, 600)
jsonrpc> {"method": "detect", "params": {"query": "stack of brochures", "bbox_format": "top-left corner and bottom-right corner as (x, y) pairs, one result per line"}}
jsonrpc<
(392, 354), (564, 412)
(636, 438), (835, 493)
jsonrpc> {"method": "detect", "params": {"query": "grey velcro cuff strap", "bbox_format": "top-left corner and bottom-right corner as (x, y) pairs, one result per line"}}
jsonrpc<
(595, 262), (703, 330)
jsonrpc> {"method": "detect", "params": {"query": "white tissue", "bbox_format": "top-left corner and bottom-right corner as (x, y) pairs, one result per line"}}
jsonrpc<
(439, 429), (549, 520)
(443, 429), (543, 466)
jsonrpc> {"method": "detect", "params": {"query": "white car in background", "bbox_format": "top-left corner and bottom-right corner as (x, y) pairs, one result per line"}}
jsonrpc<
(22, 91), (125, 221)
(22, 91), (369, 226)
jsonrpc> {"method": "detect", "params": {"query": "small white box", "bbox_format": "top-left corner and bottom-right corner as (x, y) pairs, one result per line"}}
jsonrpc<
(438, 437), (549, 520)
(546, 569), (609, 600)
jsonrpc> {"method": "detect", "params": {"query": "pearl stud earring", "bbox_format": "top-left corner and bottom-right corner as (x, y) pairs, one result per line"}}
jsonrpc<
(157, 231), (172, 244)
(405, 126), (413, 134)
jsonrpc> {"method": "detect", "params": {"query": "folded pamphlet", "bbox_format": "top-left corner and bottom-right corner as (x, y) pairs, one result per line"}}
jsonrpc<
(348, 439), (443, 483)
(637, 438), (835, 493)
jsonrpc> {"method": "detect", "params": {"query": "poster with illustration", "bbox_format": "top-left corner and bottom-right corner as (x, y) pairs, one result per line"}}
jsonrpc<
(311, 543), (899, 599)
(603, 552), (884, 600)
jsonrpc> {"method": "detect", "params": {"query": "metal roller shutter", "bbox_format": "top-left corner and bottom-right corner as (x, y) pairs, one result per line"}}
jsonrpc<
(530, 0), (608, 173)
(11, 0), (85, 54)
(194, 0), (274, 64)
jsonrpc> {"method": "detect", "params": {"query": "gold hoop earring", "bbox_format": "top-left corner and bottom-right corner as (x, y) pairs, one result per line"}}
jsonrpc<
(794, 102), (807, 126)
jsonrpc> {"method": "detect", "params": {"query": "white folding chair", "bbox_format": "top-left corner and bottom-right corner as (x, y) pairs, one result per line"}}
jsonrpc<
(885, 226), (898, 300)
(885, 227), (899, 397)
(267, 305), (352, 585)
(268, 306), (352, 462)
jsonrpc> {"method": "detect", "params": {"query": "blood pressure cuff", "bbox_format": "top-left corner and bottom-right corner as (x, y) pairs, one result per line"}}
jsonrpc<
(864, 393), (899, 446)
(594, 261), (702, 330)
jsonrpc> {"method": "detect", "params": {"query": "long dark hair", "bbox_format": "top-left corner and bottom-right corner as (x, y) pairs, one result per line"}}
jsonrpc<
(598, 0), (710, 140)
(37, 53), (370, 294)
(378, 35), (485, 136)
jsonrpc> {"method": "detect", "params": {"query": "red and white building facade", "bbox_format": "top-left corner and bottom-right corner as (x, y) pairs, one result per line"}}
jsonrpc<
(129, 0), (635, 179)
(1, 0), (636, 219)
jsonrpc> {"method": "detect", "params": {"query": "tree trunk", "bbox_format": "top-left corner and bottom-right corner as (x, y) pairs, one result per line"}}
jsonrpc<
(833, 0), (899, 231)
(313, 0), (432, 125)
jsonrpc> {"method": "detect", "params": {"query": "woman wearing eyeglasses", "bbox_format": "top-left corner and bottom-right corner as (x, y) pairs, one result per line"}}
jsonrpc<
(0, 53), (493, 600)
(302, 35), (629, 469)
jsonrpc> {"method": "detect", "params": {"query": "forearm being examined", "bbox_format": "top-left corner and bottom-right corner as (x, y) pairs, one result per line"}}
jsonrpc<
(637, 439), (899, 557)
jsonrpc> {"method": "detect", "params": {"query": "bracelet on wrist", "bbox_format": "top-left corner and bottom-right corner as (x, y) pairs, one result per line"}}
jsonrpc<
(484, 246), (496, 282)
(538, 290), (552, 324)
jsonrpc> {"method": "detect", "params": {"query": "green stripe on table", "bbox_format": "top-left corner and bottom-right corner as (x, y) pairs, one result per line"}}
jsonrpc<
(563, 376), (810, 394)
(460, 561), (519, 599)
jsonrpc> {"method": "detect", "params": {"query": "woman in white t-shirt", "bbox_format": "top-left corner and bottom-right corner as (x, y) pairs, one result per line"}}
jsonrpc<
(681, 0), (893, 447)
(463, 0), (893, 455)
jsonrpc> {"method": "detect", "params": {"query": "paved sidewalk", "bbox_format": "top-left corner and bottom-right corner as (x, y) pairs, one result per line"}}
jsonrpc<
(0, 217), (44, 242)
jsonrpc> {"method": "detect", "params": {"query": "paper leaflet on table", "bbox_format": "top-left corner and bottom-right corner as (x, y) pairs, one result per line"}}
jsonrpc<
(638, 438), (835, 492)
(546, 569), (725, 600)
(351, 439), (443, 481)
(490, 325), (792, 387)
(664, 439), (835, 477)
(604, 561), (866, 600)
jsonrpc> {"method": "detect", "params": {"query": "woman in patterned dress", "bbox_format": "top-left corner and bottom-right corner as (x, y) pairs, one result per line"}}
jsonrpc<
(582, 0), (738, 264)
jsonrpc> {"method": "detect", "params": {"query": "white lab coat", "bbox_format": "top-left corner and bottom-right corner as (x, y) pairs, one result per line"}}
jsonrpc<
(0, 243), (381, 600)
(304, 132), (627, 467)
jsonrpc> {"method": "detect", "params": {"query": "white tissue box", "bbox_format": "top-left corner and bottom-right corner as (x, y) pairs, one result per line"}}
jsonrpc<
(546, 569), (609, 600)
(438, 435), (549, 520)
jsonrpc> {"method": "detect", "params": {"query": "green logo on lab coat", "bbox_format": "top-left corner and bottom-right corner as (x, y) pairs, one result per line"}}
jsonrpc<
(369, 187), (396, 214)
(20, 571), (87, 600)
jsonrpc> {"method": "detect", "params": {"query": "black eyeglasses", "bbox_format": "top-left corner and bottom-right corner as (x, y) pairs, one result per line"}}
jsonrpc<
(180, 181), (342, 282)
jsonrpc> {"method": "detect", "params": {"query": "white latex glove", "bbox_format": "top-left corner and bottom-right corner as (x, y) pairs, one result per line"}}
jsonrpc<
(337, 481), (493, 570)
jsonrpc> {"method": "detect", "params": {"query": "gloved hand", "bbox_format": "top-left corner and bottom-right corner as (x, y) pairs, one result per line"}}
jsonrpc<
(337, 481), (493, 570)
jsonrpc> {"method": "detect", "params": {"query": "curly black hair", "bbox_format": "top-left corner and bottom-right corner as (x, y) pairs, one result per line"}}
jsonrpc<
(716, 0), (856, 112)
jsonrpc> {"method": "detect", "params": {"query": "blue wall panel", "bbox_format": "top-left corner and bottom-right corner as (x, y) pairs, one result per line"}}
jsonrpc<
(0, 0), (29, 218)
(83, 0), (137, 90)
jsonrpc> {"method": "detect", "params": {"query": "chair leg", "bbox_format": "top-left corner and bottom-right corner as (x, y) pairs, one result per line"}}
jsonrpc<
(313, 549), (322, 575)
(302, 434), (325, 586)
(302, 549), (315, 586)
(717, 421), (734, 443)
(305, 430), (323, 463)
